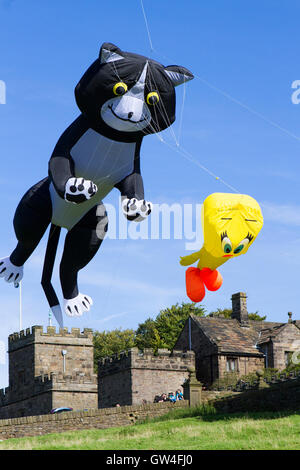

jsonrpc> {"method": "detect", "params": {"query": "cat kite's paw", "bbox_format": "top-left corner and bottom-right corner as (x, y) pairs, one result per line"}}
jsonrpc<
(64, 178), (98, 204)
(122, 198), (152, 222)
(0, 257), (23, 285)
(64, 294), (93, 317)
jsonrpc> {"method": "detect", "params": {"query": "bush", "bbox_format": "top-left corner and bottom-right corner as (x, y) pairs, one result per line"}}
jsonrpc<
(210, 368), (281, 391)
(210, 372), (239, 390)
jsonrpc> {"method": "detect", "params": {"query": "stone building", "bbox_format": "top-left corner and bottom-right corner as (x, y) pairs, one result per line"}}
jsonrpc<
(0, 291), (299, 419)
(174, 292), (300, 386)
(98, 348), (195, 408)
(0, 326), (97, 419)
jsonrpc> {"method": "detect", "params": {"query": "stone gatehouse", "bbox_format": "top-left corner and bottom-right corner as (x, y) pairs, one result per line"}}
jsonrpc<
(0, 325), (194, 419)
(98, 348), (194, 408)
(0, 291), (299, 419)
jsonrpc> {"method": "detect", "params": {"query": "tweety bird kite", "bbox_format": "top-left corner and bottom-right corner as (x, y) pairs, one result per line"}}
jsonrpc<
(180, 193), (263, 302)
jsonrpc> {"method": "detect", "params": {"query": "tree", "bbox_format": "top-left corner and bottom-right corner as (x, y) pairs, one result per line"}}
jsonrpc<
(248, 311), (266, 321)
(208, 308), (232, 319)
(135, 302), (206, 353)
(134, 318), (162, 352)
(93, 328), (135, 372)
(208, 308), (266, 321)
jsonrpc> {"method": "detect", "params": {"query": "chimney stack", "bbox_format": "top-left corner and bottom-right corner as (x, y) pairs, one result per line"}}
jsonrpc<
(231, 292), (249, 326)
(288, 312), (293, 323)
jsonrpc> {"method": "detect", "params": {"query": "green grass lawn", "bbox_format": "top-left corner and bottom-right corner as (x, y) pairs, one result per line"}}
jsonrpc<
(0, 409), (299, 450)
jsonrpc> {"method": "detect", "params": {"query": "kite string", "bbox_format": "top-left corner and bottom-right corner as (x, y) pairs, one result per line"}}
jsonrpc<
(139, 1), (300, 199)
(177, 79), (186, 147)
(143, 57), (239, 192)
(154, 46), (300, 143)
(138, 2), (239, 191)
(140, 0), (154, 52)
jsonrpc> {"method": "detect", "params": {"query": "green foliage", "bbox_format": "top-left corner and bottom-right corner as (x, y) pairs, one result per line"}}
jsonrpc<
(135, 302), (206, 353)
(93, 302), (206, 370)
(211, 368), (280, 390)
(248, 311), (266, 321)
(208, 308), (232, 318)
(93, 328), (135, 372)
(282, 359), (300, 374)
(211, 372), (239, 390)
(208, 308), (266, 321)
(134, 318), (162, 352)
(262, 368), (279, 381)
(92, 301), (267, 371)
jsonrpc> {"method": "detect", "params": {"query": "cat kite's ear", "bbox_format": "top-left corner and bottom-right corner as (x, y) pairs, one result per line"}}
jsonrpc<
(99, 42), (125, 64)
(164, 65), (194, 87)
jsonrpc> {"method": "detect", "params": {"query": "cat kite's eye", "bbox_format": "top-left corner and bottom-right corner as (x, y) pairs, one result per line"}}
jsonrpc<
(146, 92), (159, 105)
(113, 82), (128, 96)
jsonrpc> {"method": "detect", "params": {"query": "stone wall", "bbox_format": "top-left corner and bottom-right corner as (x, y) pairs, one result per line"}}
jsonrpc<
(270, 323), (300, 370)
(174, 318), (217, 384)
(212, 376), (300, 413)
(0, 372), (98, 419)
(0, 326), (97, 419)
(98, 348), (195, 408)
(0, 400), (188, 440)
(218, 354), (264, 377)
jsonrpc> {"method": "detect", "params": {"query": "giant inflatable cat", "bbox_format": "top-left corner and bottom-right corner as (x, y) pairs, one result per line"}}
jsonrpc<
(0, 42), (194, 326)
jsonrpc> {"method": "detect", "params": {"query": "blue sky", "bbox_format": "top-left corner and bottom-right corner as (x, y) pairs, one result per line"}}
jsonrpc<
(0, 0), (299, 387)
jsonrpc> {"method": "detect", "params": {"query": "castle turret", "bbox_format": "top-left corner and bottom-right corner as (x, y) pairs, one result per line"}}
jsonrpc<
(0, 326), (97, 419)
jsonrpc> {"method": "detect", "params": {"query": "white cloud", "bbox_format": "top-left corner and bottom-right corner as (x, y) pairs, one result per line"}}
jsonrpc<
(97, 313), (127, 324)
(261, 202), (300, 227)
(80, 271), (180, 298)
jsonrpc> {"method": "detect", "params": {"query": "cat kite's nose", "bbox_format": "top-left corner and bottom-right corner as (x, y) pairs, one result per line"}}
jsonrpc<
(128, 112), (133, 119)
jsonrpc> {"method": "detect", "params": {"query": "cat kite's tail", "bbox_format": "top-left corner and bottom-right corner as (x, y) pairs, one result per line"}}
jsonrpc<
(41, 224), (63, 327)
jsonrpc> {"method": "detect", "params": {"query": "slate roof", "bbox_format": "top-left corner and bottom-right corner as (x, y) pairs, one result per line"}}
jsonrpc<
(189, 314), (294, 356)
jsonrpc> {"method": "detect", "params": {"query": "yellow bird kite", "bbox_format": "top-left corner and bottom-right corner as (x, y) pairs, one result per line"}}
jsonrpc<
(180, 193), (263, 302)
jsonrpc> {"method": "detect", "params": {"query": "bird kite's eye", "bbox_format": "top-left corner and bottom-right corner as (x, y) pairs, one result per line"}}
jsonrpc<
(234, 238), (250, 254)
(146, 92), (159, 105)
(113, 82), (128, 96)
(221, 236), (232, 254)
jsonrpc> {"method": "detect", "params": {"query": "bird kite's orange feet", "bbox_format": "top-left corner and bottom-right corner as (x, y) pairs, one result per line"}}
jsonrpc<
(200, 267), (223, 291)
(185, 267), (206, 302)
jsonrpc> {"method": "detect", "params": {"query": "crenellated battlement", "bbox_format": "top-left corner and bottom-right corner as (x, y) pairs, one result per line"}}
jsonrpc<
(9, 326), (93, 344)
(99, 349), (132, 366)
(8, 326), (94, 354)
(98, 348), (195, 408)
(0, 370), (98, 409)
(98, 347), (195, 377)
(0, 324), (97, 419)
(51, 371), (97, 384)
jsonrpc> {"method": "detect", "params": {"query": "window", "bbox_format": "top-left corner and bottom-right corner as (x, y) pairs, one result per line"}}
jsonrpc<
(285, 351), (293, 367)
(226, 357), (238, 372)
